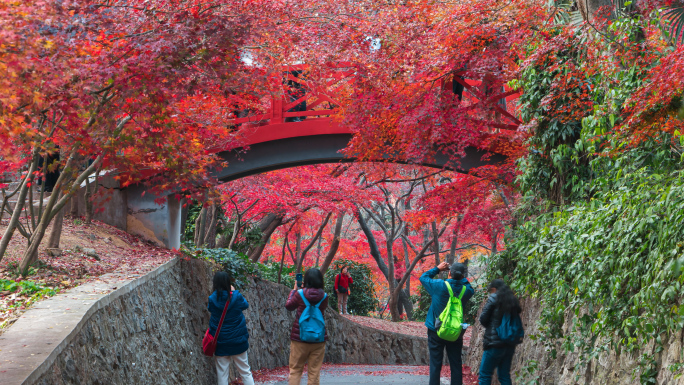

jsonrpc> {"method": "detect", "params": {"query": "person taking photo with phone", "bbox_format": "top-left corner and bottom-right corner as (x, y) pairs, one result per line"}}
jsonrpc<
(420, 261), (474, 385)
(334, 265), (353, 315)
(285, 268), (329, 385)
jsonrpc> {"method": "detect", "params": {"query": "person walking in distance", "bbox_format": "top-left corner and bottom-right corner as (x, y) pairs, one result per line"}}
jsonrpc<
(334, 265), (353, 315)
(207, 272), (254, 385)
(420, 262), (475, 385)
(285, 268), (329, 385)
(478, 279), (524, 385)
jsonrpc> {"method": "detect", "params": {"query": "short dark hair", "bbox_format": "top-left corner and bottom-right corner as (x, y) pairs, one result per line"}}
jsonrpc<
(304, 268), (324, 289)
(212, 271), (232, 301)
(450, 262), (467, 280)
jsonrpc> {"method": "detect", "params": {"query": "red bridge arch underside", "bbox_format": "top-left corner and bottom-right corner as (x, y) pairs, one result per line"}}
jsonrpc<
(210, 64), (518, 181)
(214, 117), (508, 182)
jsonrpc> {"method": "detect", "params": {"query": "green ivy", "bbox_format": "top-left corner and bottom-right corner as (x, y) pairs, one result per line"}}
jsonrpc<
(324, 259), (378, 316)
(514, 26), (650, 209)
(492, 168), (684, 383)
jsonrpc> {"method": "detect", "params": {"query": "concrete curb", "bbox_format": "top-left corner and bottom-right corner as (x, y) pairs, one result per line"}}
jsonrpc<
(0, 257), (180, 385)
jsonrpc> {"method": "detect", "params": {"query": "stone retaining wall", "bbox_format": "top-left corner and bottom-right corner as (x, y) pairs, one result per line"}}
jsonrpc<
(465, 297), (684, 385)
(4, 257), (428, 385)
(30, 257), (215, 385)
(242, 278), (429, 369)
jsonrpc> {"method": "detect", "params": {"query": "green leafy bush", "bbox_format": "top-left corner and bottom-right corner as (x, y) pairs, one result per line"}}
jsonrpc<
(492, 169), (684, 382)
(257, 261), (296, 289)
(324, 260), (378, 316)
(182, 202), (262, 254)
(193, 248), (260, 289)
(411, 284), (430, 322)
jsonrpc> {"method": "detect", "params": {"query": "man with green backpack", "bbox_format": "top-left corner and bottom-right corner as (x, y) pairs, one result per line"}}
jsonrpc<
(420, 261), (475, 385)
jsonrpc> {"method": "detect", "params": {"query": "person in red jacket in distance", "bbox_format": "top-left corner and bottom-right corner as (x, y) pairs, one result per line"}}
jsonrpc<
(334, 265), (353, 315)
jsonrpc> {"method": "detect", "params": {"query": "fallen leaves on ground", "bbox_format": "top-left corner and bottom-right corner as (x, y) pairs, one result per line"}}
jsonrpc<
(252, 363), (478, 384)
(341, 314), (472, 346)
(0, 218), (177, 332)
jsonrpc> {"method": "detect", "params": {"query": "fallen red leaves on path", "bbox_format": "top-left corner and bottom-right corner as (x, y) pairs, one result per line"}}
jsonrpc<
(252, 363), (478, 384)
(341, 314), (472, 346)
(0, 219), (177, 332)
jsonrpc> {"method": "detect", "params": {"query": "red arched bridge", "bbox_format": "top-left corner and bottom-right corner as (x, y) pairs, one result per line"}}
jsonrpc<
(211, 62), (519, 181)
(112, 63), (520, 248)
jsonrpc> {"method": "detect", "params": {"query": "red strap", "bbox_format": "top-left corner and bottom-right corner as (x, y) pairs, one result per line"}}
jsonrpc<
(214, 291), (232, 340)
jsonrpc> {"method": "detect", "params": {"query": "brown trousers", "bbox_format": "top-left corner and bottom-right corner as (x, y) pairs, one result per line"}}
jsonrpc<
(337, 292), (349, 314)
(288, 340), (326, 385)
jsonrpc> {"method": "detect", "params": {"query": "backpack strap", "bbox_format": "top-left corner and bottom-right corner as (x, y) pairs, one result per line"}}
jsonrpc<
(444, 280), (454, 297)
(457, 285), (466, 300)
(300, 289), (327, 308)
(215, 291), (232, 340)
(299, 289), (311, 307)
(444, 281), (467, 300)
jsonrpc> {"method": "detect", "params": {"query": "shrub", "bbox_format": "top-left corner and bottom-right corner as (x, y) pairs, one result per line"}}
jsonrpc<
(324, 260), (378, 316)
(193, 248), (260, 290)
(257, 261), (296, 289)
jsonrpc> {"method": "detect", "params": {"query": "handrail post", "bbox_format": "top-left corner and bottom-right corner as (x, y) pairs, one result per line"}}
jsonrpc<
(271, 96), (284, 124)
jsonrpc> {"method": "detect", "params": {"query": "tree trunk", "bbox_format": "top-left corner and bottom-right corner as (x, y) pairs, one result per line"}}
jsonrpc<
(227, 217), (240, 249)
(0, 160), (36, 262)
(294, 232), (303, 273)
(47, 203), (65, 249)
(431, 221), (440, 266)
(193, 215), (201, 247)
(399, 287), (414, 320)
(386, 236), (400, 321)
(84, 177), (93, 225)
(315, 235), (322, 267)
(277, 236), (288, 284)
(357, 213), (390, 278)
(204, 204), (218, 248)
(319, 212), (345, 275)
(578, 0), (614, 23)
(248, 214), (283, 262)
(296, 213), (332, 272)
(195, 206), (207, 248)
(358, 212), (402, 321)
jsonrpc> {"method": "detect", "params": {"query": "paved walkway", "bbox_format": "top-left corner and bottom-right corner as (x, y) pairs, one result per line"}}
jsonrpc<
(259, 364), (475, 385)
(0, 259), (176, 385)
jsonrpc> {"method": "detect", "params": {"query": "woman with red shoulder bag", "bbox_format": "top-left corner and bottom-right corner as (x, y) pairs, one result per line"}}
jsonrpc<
(205, 272), (254, 385)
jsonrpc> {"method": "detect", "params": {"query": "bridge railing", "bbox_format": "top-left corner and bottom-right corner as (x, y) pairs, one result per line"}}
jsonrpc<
(226, 63), (520, 137)
(230, 62), (355, 126)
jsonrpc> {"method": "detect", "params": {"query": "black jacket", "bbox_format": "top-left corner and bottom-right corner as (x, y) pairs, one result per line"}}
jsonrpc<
(479, 293), (521, 350)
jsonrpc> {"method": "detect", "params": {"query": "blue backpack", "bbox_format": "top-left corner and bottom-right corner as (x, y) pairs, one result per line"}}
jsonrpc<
(496, 312), (525, 344)
(298, 290), (327, 343)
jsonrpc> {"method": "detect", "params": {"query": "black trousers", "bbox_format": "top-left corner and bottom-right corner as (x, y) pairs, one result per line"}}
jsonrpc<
(427, 329), (463, 385)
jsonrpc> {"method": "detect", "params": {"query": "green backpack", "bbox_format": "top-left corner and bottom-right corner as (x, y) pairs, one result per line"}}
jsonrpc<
(436, 281), (466, 341)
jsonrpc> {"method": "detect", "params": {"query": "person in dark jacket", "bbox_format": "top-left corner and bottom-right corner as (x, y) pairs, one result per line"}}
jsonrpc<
(285, 268), (328, 385)
(207, 272), (254, 385)
(478, 279), (522, 385)
(420, 261), (475, 385)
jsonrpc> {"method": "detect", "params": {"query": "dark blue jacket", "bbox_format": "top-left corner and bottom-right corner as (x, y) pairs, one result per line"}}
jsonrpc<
(207, 290), (249, 356)
(419, 267), (475, 332)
